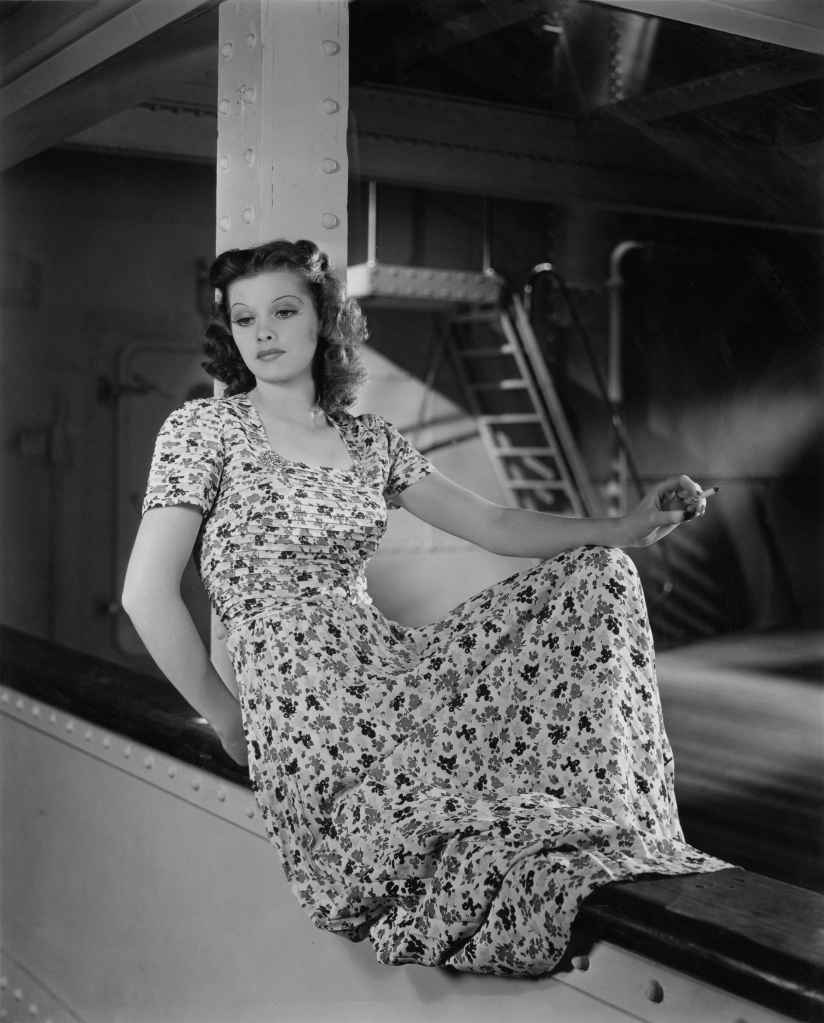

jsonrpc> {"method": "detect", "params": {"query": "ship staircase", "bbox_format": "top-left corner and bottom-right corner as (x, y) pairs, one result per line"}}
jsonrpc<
(346, 183), (747, 648)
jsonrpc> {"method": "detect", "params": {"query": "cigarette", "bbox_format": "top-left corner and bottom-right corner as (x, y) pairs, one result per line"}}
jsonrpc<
(697, 486), (720, 498)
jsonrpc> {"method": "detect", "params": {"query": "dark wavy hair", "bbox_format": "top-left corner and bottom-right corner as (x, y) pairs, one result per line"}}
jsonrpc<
(202, 239), (369, 414)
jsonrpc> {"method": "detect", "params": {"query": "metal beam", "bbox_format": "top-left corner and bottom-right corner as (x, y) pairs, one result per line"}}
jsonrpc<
(607, 52), (824, 122)
(210, 0), (349, 672)
(0, 0), (220, 120)
(215, 0), (349, 272)
(585, 0), (824, 56)
(0, 8), (218, 171)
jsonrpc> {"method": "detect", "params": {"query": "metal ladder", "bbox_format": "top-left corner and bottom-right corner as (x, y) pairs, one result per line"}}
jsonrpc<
(446, 292), (600, 518)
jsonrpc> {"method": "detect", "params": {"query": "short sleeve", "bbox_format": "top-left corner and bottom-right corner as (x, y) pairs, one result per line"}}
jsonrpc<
(141, 399), (224, 517)
(373, 414), (435, 509)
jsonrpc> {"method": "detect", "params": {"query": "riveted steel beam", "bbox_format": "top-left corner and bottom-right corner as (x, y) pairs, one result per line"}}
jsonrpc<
(585, 0), (824, 56)
(210, 0), (349, 674)
(215, 0), (349, 274)
(0, 0), (221, 121)
(607, 53), (824, 122)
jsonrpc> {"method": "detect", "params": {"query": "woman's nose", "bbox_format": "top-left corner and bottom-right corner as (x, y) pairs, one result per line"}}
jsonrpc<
(258, 325), (275, 342)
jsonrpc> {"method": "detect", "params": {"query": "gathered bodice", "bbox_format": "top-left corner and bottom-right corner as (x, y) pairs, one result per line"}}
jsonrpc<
(141, 392), (436, 638)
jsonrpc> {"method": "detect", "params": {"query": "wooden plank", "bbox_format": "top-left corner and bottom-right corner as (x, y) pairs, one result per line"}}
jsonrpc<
(580, 868), (824, 1021)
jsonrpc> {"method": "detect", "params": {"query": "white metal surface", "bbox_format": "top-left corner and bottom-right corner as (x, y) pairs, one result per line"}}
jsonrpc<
(1, 684), (795, 1023)
(215, 0), (349, 271)
(347, 263), (502, 307)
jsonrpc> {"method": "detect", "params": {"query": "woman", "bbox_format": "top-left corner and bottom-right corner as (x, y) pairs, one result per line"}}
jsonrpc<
(123, 238), (728, 977)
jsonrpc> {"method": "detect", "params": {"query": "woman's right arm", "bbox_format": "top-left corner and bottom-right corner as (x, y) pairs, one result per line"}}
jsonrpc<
(121, 505), (241, 740)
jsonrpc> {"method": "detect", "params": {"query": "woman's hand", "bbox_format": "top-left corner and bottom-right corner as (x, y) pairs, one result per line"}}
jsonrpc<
(621, 474), (709, 549)
(213, 717), (250, 768)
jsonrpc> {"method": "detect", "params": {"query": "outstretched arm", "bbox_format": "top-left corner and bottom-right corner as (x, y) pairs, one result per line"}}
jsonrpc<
(393, 468), (705, 559)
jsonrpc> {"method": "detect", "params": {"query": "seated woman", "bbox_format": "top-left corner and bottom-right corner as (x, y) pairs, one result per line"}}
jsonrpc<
(122, 238), (729, 977)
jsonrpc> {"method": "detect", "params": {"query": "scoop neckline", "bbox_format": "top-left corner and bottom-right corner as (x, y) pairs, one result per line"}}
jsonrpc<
(234, 392), (359, 475)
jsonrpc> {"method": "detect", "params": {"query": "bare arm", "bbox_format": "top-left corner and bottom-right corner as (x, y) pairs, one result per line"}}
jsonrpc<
(393, 469), (703, 558)
(121, 505), (240, 735)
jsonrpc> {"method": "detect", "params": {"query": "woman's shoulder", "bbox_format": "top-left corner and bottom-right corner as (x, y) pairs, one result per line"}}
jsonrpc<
(156, 396), (229, 444)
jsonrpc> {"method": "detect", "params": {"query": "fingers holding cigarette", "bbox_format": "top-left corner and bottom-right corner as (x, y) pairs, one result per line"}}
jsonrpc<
(657, 480), (720, 519)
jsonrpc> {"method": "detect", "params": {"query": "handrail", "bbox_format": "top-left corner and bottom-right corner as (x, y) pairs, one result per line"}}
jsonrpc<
(523, 262), (647, 501)
(522, 262), (675, 603)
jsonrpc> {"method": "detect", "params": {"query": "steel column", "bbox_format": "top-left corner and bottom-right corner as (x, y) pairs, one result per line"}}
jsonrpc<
(215, 0), (349, 276)
(211, 0), (349, 673)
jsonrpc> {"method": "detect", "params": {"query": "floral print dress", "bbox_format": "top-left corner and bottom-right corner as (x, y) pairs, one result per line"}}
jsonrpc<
(141, 392), (729, 976)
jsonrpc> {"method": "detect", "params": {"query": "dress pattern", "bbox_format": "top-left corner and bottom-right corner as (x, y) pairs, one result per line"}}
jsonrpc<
(142, 392), (729, 976)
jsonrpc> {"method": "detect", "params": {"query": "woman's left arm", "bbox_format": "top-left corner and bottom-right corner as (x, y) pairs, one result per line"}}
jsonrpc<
(395, 468), (705, 559)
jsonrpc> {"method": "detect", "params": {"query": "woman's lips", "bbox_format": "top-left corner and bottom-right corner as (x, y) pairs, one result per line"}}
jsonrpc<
(258, 350), (285, 360)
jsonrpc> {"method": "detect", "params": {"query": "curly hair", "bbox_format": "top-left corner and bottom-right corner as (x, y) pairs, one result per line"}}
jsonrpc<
(202, 238), (369, 414)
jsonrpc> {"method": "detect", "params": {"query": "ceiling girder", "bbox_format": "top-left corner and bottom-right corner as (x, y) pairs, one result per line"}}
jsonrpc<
(608, 52), (824, 122)
(0, 0), (219, 120)
(585, 0), (824, 56)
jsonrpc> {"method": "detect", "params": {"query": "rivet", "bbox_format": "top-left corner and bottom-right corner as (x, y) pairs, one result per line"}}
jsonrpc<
(571, 955), (589, 971)
(28, 1002), (38, 1015)
(320, 212), (339, 229)
(217, 787), (227, 802)
(49, 711), (56, 722)
(123, 744), (132, 758)
(221, 41), (233, 60)
(645, 979), (664, 1003)
(192, 778), (201, 791)
(219, 216), (231, 232)
(1, 690), (8, 702)
(242, 207), (254, 224)
(103, 736), (111, 748)
(244, 148), (256, 167)
(84, 728), (93, 741)
(219, 99), (231, 116)
(65, 719), (74, 732)
(321, 158), (340, 174)
(219, 155), (230, 171)
(0, 975), (6, 986)
(168, 765), (177, 778)
(144, 755), (154, 769)
(246, 31), (257, 48)
(322, 39), (341, 55)
(216, 627), (227, 640)
(246, 807), (255, 818)
(32, 704), (40, 716)
(321, 97), (340, 114)
(15, 696), (25, 709)
(13, 988), (22, 1001)
(239, 85), (256, 103)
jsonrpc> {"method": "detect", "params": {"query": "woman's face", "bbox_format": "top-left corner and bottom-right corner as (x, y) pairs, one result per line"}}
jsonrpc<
(227, 269), (320, 389)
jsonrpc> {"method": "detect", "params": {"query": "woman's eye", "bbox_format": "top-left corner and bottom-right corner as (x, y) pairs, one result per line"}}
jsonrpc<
(233, 316), (253, 327)
(274, 309), (296, 319)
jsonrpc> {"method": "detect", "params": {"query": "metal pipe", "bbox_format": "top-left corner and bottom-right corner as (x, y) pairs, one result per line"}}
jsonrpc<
(367, 179), (377, 267)
(606, 241), (644, 515)
(481, 198), (492, 276)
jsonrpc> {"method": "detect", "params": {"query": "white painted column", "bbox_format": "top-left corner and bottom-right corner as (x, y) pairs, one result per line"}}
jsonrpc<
(210, 0), (349, 676)
(215, 0), (349, 271)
